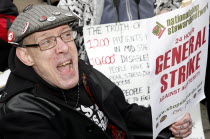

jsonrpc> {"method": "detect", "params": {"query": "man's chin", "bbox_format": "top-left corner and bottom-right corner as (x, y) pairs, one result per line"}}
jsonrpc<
(58, 77), (79, 89)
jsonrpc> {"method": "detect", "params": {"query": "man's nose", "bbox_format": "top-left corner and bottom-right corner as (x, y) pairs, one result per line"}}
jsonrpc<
(55, 37), (69, 53)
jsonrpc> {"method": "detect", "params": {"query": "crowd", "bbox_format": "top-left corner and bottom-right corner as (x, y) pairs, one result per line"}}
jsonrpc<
(0, 0), (208, 139)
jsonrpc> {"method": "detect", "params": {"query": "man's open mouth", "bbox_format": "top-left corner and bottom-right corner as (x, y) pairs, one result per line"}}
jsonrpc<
(57, 60), (73, 72)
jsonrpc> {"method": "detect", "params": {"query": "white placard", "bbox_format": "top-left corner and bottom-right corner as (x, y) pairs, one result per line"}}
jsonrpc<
(84, 19), (151, 106)
(148, 0), (209, 138)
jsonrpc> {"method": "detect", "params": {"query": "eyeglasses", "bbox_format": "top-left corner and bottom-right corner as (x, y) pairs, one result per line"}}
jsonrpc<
(22, 30), (77, 51)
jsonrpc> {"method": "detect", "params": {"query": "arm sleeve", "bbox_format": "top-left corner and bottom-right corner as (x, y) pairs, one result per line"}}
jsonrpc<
(111, 86), (152, 130)
(0, 112), (61, 139)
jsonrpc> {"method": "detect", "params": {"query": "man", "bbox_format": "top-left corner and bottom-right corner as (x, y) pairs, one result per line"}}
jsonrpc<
(0, 5), (192, 139)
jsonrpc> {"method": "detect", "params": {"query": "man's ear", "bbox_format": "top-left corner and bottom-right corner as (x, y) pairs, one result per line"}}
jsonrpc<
(16, 47), (34, 66)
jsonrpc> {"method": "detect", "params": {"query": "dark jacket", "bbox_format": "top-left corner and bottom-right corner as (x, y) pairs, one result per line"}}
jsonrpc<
(0, 47), (152, 139)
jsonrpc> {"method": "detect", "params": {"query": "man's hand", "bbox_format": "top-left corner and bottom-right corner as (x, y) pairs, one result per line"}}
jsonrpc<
(169, 113), (192, 138)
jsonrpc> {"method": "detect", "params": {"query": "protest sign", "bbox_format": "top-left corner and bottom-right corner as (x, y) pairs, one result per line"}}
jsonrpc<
(84, 19), (151, 106)
(148, 0), (209, 138)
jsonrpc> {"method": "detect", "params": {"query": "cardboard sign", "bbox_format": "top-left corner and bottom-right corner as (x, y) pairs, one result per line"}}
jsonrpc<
(84, 20), (151, 106)
(148, 0), (209, 138)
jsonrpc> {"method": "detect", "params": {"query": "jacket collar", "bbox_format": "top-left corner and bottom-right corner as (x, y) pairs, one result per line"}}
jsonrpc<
(4, 56), (127, 133)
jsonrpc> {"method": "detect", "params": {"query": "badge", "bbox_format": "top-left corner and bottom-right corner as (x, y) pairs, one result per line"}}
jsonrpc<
(22, 22), (29, 34)
(39, 16), (47, 22)
(52, 12), (61, 16)
(8, 31), (15, 42)
(47, 16), (56, 22)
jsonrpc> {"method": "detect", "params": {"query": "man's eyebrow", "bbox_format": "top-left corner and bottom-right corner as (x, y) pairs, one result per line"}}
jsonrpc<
(35, 26), (71, 42)
(35, 32), (47, 43)
(61, 27), (72, 31)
